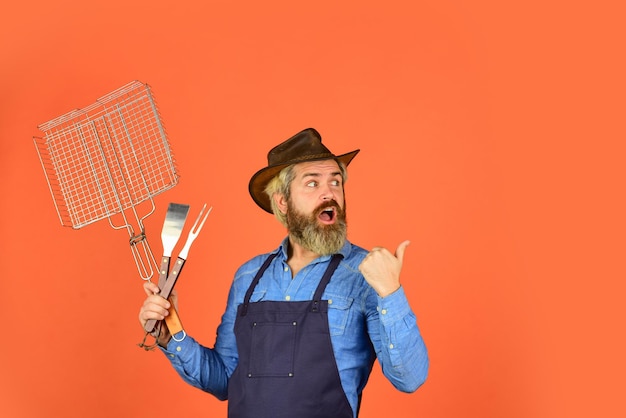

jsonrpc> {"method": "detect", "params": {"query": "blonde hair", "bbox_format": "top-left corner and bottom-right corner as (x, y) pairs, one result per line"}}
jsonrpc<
(264, 160), (348, 226)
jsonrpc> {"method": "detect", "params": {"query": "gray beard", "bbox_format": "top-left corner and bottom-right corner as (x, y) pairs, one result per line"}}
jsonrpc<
(286, 200), (347, 256)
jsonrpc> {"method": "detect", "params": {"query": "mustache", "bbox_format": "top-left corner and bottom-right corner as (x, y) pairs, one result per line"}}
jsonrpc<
(314, 200), (343, 216)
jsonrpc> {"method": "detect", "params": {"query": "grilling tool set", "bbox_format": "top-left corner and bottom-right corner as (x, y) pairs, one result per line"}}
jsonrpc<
(144, 203), (212, 335)
(33, 81), (210, 345)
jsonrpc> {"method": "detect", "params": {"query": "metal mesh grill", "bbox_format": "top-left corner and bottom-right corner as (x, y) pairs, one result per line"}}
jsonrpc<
(34, 81), (178, 229)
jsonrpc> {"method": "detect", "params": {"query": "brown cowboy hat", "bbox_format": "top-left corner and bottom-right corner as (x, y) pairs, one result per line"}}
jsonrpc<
(249, 128), (360, 213)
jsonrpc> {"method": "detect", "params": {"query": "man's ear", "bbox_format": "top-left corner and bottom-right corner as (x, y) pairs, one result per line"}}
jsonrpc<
(274, 193), (288, 214)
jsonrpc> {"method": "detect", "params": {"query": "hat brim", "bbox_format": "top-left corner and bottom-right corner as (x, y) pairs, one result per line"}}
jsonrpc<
(249, 149), (360, 213)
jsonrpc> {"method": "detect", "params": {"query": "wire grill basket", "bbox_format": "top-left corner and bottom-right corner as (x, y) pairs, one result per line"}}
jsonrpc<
(33, 81), (179, 279)
(34, 81), (178, 229)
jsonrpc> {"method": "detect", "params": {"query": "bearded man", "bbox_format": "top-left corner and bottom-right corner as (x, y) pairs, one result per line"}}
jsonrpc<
(139, 128), (429, 418)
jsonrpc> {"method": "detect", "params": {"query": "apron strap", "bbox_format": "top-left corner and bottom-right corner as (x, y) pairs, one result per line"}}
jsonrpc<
(311, 254), (343, 312)
(241, 252), (278, 316)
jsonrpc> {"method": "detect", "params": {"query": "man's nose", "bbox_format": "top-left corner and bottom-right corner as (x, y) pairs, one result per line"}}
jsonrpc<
(320, 184), (335, 201)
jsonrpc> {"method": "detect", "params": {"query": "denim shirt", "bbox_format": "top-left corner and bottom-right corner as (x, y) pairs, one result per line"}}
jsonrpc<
(161, 238), (429, 417)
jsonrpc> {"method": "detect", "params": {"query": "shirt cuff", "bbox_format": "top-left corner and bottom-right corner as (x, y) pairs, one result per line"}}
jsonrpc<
(376, 286), (411, 323)
(160, 331), (196, 362)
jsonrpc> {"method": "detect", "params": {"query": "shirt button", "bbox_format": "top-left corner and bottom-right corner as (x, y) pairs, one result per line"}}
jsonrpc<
(285, 295), (291, 301)
(169, 354), (175, 358)
(176, 346), (182, 352)
(381, 309), (387, 315)
(328, 299), (333, 305)
(389, 344), (394, 349)
(284, 266), (289, 272)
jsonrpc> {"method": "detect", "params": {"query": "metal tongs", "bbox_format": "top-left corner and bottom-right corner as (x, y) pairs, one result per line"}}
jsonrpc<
(144, 203), (212, 334)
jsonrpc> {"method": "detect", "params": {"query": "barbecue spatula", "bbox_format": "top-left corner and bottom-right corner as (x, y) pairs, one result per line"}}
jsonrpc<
(147, 203), (190, 334)
(158, 203), (190, 289)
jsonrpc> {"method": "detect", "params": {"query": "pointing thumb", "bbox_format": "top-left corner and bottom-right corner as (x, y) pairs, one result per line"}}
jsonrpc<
(395, 240), (410, 264)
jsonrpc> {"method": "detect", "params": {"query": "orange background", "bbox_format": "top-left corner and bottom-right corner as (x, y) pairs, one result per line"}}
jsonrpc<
(1, 1), (625, 417)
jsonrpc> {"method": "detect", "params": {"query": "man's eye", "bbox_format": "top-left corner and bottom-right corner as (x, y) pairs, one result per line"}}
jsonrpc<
(306, 181), (318, 187)
(331, 180), (340, 186)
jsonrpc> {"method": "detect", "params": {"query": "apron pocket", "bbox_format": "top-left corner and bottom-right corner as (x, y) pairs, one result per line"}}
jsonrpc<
(248, 321), (298, 378)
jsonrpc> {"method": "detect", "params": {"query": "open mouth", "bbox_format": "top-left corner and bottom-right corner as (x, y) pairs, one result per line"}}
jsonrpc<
(318, 207), (336, 224)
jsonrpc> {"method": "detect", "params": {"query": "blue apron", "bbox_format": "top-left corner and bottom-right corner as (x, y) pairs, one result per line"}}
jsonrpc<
(228, 253), (354, 418)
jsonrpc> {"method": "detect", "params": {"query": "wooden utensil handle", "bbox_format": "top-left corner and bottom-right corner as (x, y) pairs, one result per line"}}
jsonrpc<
(157, 256), (170, 290)
(164, 298), (184, 335)
(159, 257), (186, 300)
(144, 257), (187, 333)
(143, 256), (172, 333)
(143, 300), (183, 336)
(158, 259), (187, 336)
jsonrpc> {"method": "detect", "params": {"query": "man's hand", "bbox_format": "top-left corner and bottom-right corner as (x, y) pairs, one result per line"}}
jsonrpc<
(359, 240), (410, 297)
(138, 281), (178, 347)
